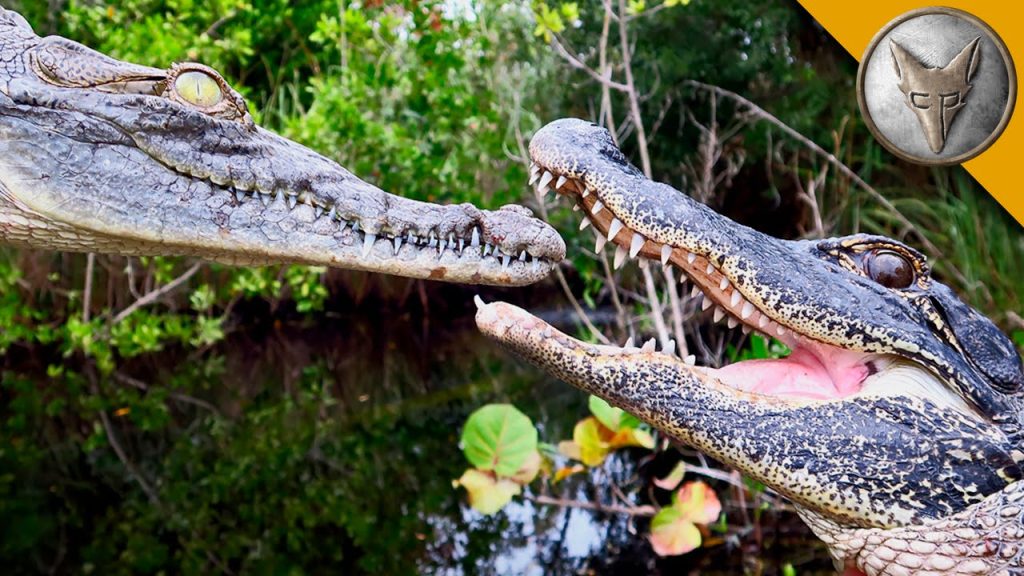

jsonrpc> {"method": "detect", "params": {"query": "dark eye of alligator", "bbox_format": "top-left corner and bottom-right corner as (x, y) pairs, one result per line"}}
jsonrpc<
(866, 250), (915, 288)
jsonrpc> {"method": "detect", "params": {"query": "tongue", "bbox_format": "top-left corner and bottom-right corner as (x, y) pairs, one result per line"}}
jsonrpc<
(715, 346), (869, 400)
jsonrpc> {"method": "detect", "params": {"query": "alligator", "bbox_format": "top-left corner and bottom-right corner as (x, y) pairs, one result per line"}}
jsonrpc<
(477, 118), (1024, 574)
(0, 7), (564, 286)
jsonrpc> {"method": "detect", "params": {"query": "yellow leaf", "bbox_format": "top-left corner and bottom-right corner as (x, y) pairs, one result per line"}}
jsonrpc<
(653, 461), (687, 491)
(553, 464), (586, 483)
(454, 469), (521, 515)
(674, 481), (722, 525)
(573, 417), (612, 466)
(508, 450), (542, 484)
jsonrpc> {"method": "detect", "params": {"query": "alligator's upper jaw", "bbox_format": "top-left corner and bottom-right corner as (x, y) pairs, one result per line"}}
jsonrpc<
(0, 13), (565, 286)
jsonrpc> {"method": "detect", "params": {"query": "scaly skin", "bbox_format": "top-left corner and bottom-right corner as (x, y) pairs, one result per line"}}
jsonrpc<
(0, 7), (564, 285)
(477, 118), (1024, 573)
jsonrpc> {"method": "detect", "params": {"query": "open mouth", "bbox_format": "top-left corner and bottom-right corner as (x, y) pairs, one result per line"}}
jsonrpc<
(526, 162), (896, 404)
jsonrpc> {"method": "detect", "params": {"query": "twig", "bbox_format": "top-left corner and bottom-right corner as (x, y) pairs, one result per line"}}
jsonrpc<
(89, 377), (161, 506)
(82, 253), (95, 322)
(109, 262), (202, 325)
(525, 493), (656, 517)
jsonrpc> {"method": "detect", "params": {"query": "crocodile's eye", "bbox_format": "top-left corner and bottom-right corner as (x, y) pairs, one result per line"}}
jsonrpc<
(867, 250), (915, 289)
(174, 71), (223, 108)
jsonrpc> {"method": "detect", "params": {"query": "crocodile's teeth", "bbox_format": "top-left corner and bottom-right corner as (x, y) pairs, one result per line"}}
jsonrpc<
(572, 204), (580, 212)
(660, 245), (673, 266)
(613, 245), (628, 269)
(594, 230), (608, 253)
(538, 171), (554, 192)
(684, 355), (696, 366)
(713, 307), (725, 323)
(234, 189), (245, 203)
(362, 233), (376, 257)
(687, 252), (697, 264)
(730, 291), (742, 307)
(624, 337), (635, 348)
(286, 194), (297, 210)
(393, 237), (403, 255)
(528, 167), (541, 185)
(483, 243), (492, 256)
(742, 325), (752, 335)
(608, 218), (624, 240)
(740, 301), (755, 320)
(501, 252), (511, 269)
(352, 221), (361, 233)
(519, 250), (527, 262)
(313, 205), (323, 218)
(591, 200), (604, 215)
(555, 175), (567, 189)
(758, 315), (770, 329)
(261, 193), (272, 207)
(271, 192), (287, 210)
(637, 257), (649, 269)
(665, 339), (676, 355)
(529, 162), (540, 176)
(581, 187), (590, 198)
(629, 233), (645, 258)
(470, 227), (480, 248)
(579, 218), (591, 231)
(727, 316), (738, 329)
(641, 339), (656, 352)
(776, 325), (787, 337)
(458, 238), (465, 253)
(720, 277), (730, 291)
(701, 297), (714, 311)
(691, 285), (701, 298)
(705, 263), (715, 275)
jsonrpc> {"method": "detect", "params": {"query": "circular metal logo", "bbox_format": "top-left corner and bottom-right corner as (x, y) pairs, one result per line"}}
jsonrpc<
(857, 7), (1016, 165)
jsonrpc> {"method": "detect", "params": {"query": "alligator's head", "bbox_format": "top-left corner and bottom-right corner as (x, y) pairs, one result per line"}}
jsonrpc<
(0, 8), (563, 285)
(477, 119), (1024, 535)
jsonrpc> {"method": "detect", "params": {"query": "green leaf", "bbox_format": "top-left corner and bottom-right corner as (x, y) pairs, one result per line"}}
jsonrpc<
(460, 404), (538, 477)
(588, 395), (622, 431)
(653, 461), (686, 491)
(648, 506), (701, 556)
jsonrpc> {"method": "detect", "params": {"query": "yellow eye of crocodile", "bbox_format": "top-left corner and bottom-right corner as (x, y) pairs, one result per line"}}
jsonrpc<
(174, 71), (223, 108)
(867, 250), (915, 289)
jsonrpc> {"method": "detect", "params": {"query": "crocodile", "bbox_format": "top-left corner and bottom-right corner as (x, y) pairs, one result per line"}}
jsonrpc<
(477, 118), (1024, 574)
(0, 7), (564, 285)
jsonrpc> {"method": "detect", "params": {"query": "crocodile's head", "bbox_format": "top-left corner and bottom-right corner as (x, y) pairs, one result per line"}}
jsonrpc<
(0, 8), (563, 285)
(478, 118), (1024, 533)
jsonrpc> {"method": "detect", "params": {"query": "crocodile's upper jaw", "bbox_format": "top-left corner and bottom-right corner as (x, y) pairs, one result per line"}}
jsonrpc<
(0, 7), (564, 286)
(479, 118), (1024, 533)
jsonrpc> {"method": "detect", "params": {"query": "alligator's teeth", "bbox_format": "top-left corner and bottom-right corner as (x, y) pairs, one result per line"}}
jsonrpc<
(705, 263), (715, 275)
(691, 285), (701, 298)
(713, 307), (725, 323)
(538, 171), (554, 190)
(594, 230), (608, 253)
(740, 301), (755, 319)
(701, 297), (713, 311)
(470, 228), (480, 248)
(555, 175), (567, 189)
(720, 277), (730, 291)
(641, 339), (656, 352)
(362, 234), (376, 257)
(687, 252), (697, 265)
(613, 245), (628, 269)
(624, 337), (635, 348)
(286, 194), (297, 210)
(727, 316), (738, 329)
(684, 355), (696, 366)
(579, 218), (591, 231)
(730, 291), (742, 307)
(665, 339), (676, 355)
(629, 233), (645, 258)
(393, 237), (403, 255)
(608, 218), (624, 240)
(592, 200), (604, 215)
(660, 245), (673, 266)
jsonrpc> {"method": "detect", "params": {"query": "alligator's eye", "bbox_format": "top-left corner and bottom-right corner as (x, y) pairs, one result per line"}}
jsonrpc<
(867, 250), (915, 288)
(174, 71), (223, 108)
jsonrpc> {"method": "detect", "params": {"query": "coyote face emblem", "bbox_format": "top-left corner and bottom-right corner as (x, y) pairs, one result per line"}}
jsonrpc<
(890, 37), (981, 154)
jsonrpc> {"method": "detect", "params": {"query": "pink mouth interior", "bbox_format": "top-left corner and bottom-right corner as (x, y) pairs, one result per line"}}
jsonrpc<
(714, 340), (871, 400)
